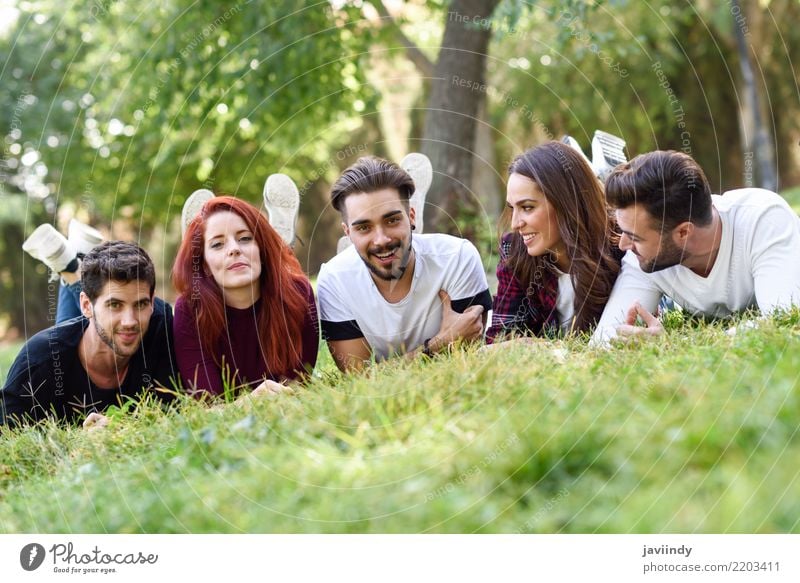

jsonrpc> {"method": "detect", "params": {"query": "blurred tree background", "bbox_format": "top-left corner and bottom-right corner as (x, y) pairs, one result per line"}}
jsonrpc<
(1, 0), (798, 337)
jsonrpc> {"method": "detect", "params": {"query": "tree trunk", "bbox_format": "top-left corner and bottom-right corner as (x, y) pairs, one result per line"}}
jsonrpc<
(421, 0), (499, 234)
(732, 0), (778, 191)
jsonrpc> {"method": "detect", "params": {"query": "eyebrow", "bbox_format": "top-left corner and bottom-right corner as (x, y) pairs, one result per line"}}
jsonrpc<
(506, 198), (538, 206)
(619, 228), (640, 239)
(104, 296), (151, 305)
(206, 229), (252, 239)
(350, 209), (403, 227)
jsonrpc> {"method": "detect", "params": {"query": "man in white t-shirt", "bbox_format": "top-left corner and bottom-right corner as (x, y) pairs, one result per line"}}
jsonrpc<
(318, 156), (492, 371)
(594, 150), (800, 343)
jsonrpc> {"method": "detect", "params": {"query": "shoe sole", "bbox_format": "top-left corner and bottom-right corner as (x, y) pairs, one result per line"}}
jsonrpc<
(22, 224), (76, 277)
(68, 219), (104, 256)
(400, 153), (432, 234)
(181, 189), (215, 237)
(336, 236), (352, 254)
(264, 174), (300, 246)
(591, 130), (627, 180)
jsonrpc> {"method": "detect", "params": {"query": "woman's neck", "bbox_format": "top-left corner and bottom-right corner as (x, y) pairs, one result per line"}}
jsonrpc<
(223, 282), (261, 309)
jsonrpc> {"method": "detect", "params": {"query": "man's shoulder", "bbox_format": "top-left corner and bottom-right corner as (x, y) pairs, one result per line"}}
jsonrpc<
(141, 297), (173, 349)
(716, 189), (798, 237)
(415, 234), (484, 280)
(717, 188), (793, 215)
(20, 318), (85, 365)
(318, 247), (367, 284)
(414, 233), (479, 260)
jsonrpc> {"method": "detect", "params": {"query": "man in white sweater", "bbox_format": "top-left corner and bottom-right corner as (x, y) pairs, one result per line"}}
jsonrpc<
(594, 150), (800, 343)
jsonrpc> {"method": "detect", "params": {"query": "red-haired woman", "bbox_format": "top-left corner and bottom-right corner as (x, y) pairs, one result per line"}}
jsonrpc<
(172, 196), (318, 397)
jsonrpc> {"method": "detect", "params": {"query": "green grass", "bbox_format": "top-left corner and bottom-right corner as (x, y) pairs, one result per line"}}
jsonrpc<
(0, 341), (23, 386)
(781, 185), (800, 214)
(0, 314), (798, 533)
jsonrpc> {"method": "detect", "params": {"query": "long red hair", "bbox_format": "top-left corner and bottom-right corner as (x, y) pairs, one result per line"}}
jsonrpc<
(172, 196), (308, 375)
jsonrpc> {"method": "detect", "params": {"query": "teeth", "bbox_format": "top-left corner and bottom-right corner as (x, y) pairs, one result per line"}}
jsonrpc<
(522, 233), (536, 242)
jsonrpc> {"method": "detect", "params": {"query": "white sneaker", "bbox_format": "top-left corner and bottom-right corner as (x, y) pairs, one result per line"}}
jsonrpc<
(336, 236), (352, 255)
(22, 224), (78, 277)
(561, 135), (592, 168)
(181, 189), (215, 237)
(68, 219), (104, 257)
(264, 174), (300, 246)
(590, 130), (627, 181)
(400, 153), (432, 234)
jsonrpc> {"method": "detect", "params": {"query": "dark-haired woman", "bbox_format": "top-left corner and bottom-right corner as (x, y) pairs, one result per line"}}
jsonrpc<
(172, 196), (318, 397)
(486, 141), (622, 343)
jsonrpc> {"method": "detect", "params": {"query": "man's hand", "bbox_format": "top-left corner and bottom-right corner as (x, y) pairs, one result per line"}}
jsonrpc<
(615, 301), (664, 341)
(83, 412), (110, 431)
(428, 290), (484, 353)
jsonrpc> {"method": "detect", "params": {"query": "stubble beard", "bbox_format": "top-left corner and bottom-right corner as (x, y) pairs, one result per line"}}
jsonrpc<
(363, 233), (414, 282)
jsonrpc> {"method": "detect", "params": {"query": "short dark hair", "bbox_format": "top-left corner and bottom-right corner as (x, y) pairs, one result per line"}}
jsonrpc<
(605, 150), (713, 231)
(330, 156), (415, 213)
(81, 241), (156, 302)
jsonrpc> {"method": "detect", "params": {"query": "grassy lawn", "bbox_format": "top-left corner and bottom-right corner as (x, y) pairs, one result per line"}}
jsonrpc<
(781, 185), (800, 214)
(0, 312), (798, 533)
(0, 342), (23, 386)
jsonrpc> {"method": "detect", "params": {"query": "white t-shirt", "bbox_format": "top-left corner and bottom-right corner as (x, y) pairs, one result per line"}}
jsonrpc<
(318, 233), (492, 360)
(593, 188), (800, 344)
(555, 269), (575, 333)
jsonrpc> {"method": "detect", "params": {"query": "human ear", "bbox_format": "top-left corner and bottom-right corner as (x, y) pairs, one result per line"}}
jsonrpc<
(672, 221), (693, 244)
(79, 291), (93, 319)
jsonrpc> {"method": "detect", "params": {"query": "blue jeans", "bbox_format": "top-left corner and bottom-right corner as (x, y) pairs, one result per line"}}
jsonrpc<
(56, 281), (82, 324)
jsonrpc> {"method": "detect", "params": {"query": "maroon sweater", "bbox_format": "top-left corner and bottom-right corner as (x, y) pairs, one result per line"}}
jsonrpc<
(173, 281), (319, 396)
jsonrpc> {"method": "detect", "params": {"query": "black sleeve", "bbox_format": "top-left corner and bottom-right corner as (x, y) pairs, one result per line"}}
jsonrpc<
(451, 289), (493, 314)
(321, 319), (365, 341)
(145, 298), (180, 401)
(0, 338), (56, 427)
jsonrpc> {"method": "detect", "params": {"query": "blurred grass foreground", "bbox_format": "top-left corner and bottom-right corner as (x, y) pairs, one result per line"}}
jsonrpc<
(1, 311), (798, 533)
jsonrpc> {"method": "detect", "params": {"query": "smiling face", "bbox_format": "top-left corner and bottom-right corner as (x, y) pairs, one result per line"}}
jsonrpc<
(506, 173), (566, 264)
(342, 188), (416, 282)
(615, 204), (684, 273)
(81, 280), (153, 357)
(203, 210), (262, 299)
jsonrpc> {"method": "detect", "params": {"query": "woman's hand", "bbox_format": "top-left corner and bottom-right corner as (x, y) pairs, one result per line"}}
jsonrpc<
(250, 379), (294, 398)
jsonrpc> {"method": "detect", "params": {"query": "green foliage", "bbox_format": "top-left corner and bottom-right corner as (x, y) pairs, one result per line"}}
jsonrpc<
(487, 0), (800, 192)
(1, 311), (798, 533)
(0, 0), (377, 229)
(781, 186), (800, 215)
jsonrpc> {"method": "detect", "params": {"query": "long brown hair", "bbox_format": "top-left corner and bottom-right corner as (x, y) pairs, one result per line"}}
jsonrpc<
(172, 196), (309, 373)
(505, 141), (620, 333)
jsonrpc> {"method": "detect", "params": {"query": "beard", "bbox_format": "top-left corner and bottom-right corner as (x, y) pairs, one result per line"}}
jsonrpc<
(361, 234), (414, 281)
(638, 236), (686, 273)
(93, 319), (141, 357)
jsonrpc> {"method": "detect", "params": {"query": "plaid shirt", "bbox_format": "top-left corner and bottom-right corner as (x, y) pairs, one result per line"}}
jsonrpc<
(486, 233), (559, 343)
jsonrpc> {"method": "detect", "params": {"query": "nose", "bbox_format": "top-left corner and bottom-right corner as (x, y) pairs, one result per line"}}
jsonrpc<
(373, 226), (391, 246)
(511, 208), (523, 231)
(618, 232), (633, 251)
(120, 307), (138, 327)
(226, 237), (242, 255)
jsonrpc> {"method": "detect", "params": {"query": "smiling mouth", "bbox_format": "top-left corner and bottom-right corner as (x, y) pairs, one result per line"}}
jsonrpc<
(521, 233), (537, 243)
(371, 249), (397, 266)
